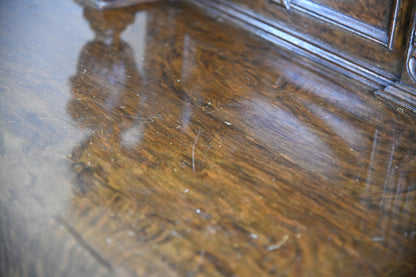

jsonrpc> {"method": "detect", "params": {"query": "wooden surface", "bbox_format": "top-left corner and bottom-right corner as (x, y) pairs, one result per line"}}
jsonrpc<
(310, 0), (394, 29)
(0, 0), (416, 276)
(198, 0), (411, 79)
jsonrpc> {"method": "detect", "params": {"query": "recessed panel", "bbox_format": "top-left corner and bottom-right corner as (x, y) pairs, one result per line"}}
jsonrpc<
(311, 0), (394, 30)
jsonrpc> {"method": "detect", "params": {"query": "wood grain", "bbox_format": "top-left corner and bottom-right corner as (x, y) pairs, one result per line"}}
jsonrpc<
(190, 0), (411, 79)
(0, 0), (415, 276)
(311, 0), (394, 29)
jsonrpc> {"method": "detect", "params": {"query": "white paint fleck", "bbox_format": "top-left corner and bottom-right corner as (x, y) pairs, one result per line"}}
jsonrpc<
(266, 234), (289, 251)
(196, 209), (201, 214)
(224, 121), (232, 126)
(250, 233), (258, 239)
(184, 188), (189, 193)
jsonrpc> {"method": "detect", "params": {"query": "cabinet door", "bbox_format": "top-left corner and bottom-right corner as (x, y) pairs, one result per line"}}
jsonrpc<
(199, 0), (414, 82)
(311, 0), (393, 30)
(289, 0), (400, 50)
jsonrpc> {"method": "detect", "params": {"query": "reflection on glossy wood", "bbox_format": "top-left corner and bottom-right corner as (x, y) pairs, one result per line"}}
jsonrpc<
(311, 0), (394, 29)
(0, 1), (415, 276)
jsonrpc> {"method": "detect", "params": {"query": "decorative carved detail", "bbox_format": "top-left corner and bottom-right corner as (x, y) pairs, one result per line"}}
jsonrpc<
(269, 0), (290, 10)
(376, 10), (416, 114)
(407, 21), (416, 83)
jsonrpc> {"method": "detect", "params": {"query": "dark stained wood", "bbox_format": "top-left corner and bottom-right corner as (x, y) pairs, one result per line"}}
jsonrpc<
(186, 0), (416, 112)
(188, 0), (411, 75)
(311, 0), (394, 29)
(0, 0), (416, 276)
(377, 5), (416, 113)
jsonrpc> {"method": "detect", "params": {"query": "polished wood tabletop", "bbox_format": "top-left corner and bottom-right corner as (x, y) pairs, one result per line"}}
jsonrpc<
(1, 0), (415, 276)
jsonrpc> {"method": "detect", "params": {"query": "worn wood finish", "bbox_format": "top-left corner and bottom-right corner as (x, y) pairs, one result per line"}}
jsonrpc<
(1, 0), (416, 276)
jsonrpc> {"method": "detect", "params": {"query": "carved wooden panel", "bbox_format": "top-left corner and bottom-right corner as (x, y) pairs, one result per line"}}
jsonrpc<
(189, 0), (414, 82)
(268, 0), (403, 49)
(311, 0), (394, 29)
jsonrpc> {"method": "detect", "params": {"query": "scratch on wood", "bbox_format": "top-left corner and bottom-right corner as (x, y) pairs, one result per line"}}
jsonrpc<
(55, 216), (113, 272)
(196, 249), (205, 274)
(201, 148), (209, 168)
(75, 97), (161, 121)
(192, 129), (202, 173)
